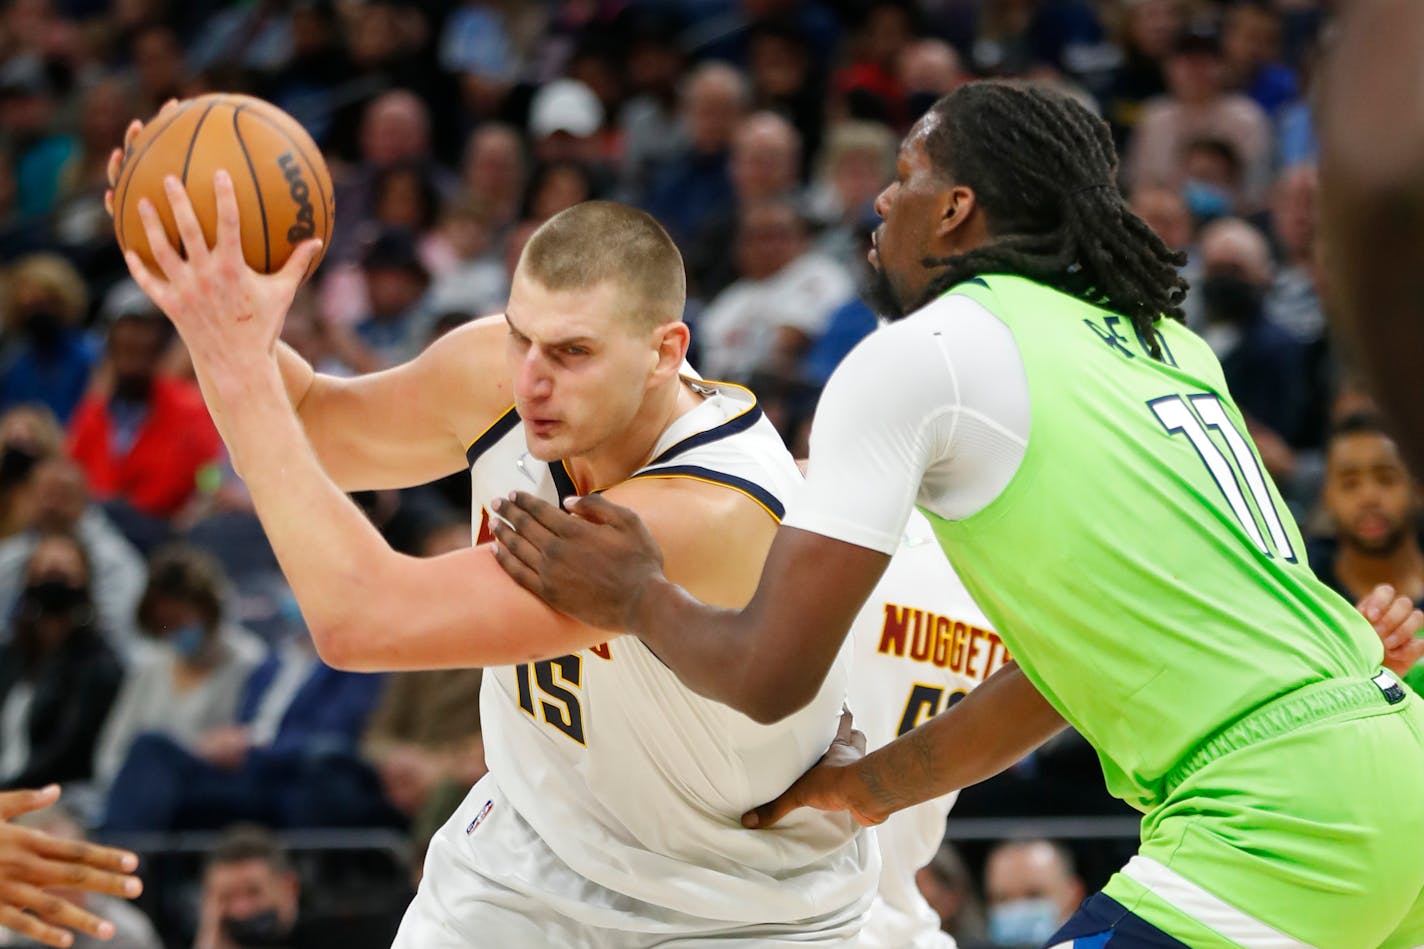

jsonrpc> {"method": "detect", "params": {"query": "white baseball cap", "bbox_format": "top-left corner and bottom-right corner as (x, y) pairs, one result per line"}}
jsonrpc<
(528, 79), (603, 139)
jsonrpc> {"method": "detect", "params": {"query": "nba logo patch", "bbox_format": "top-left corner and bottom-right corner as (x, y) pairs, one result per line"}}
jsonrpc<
(466, 800), (494, 835)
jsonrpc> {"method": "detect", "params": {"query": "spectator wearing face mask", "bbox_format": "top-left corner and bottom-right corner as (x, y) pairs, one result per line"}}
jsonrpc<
(0, 529), (123, 789)
(92, 546), (264, 791)
(192, 826), (306, 949)
(0, 403), (63, 542)
(981, 839), (1085, 948)
(0, 253), (99, 425)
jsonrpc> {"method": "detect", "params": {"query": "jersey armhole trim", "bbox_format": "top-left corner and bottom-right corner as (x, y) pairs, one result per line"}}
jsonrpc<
(624, 466), (785, 522)
(649, 378), (764, 466)
(465, 404), (518, 465)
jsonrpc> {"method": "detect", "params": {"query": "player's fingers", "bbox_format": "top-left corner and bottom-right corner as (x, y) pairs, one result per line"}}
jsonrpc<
(1386, 619), (1424, 659)
(0, 880), (117, 943)
(0, 784), (60, 820)
(490, 537), (544, 596)
(0, 903), (77, 948)
(106, 145), (124, 190)
(104, 187), (114, 217)
(742, 784), (804, 829)
(212, 169), (243, 257)
(489, 518), (543, 570)
(1379, 595), (1418, 646)
(136, 198), (184, 283)
(31, 834), (141, 883)
(163, 176), (209, 264)
(123, 251), (171, 313)
(277, 238), (323, 290)
(846, 727), (867, 756)
(563, 493), (628, 528)
(493, 494), (566, 544)
(1358, 583), (1396, 623)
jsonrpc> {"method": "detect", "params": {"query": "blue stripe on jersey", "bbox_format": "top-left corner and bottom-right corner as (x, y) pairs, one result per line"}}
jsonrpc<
(649, 404), (765, 466)
(629, 464), (786, 519)
(466, 407), (520, 465)
(548, 461), (579, 502)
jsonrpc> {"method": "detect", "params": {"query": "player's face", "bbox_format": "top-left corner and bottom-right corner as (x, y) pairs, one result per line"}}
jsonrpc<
(505, 271), (660, 463)
(869, 117), (947, 318)
(1325, 432), (1421, 554)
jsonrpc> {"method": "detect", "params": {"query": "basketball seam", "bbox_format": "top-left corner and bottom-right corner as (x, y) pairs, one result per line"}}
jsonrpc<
(235, 105), (331, 282)
(231, 104), (272, 274)
(180, 98), (220, 187)
(114, 99), (197, 254)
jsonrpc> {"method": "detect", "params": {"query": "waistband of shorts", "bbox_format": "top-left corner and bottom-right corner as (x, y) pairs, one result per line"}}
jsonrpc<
(1161, 672), (1408, 797)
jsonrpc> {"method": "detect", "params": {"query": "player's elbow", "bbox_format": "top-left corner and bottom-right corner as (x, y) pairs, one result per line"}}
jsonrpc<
(307, 620), (364, 671)
(739, 676), (819, 725)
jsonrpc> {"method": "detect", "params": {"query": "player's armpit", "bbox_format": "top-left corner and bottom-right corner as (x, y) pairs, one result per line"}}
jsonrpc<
(292, 316), (514, 491)
(309, 542), (610, 672)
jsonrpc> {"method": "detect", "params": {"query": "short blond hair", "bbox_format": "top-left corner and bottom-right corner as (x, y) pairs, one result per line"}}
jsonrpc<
(519, 201), (686, 330)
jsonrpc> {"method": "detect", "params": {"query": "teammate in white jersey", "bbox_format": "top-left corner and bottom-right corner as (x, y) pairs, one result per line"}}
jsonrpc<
(847, 509), (1008, 949)
(110, 146), (876, 945)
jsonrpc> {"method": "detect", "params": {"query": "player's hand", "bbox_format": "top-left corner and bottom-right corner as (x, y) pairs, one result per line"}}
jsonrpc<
(1357, 583), (1424, 677)
(741, 709), (885, 830)
(0, 785), (143, 947)
(490, 491), (666, 632)
(104, 98), (179, 217)
(122, 169), (321, 380)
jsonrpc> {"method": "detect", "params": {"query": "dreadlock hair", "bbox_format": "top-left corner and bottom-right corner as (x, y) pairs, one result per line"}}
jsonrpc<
(918, 81), (1188, 359)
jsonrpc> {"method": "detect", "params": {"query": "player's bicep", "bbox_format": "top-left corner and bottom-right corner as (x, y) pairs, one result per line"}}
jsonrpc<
(322, 543), (608, 671)
(300, 318), (513, 490)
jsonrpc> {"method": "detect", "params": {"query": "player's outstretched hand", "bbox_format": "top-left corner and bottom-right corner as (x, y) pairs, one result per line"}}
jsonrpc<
(122, 169), (320, 380)
(491, 491), (665, 632)
(1357, 583), (1424, 678)
(741, 709), (882, 831)
(0, 785), (143, 947)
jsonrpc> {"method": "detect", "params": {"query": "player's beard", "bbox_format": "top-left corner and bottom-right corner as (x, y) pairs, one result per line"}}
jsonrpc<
(862, 263), (905, 320)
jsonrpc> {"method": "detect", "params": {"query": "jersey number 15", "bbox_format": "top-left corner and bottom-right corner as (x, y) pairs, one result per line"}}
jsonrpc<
(514, 656), (586, 744)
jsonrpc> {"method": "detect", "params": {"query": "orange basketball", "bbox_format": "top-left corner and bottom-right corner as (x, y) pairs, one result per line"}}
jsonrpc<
(112, 93), (334, 281)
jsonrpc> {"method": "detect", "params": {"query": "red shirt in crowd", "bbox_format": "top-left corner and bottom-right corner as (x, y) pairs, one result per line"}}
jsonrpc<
(67, 377), (222, 519)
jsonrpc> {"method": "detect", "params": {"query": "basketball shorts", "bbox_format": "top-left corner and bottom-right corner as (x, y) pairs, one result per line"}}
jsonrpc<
(391, 774), (871, 948)
(1093, 673), (1424, 949)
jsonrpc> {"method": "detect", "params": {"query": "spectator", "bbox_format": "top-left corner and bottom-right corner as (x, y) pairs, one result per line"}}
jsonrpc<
(1125, 21), (1273, 208)
(1220, 0), (1298, 118)
(1265, 163), (1324, 344)
(982, 839), (1085, 947)
(1311, 414), (1424, 619)
(1101, 0), (1183, 152)
(640, 62), (747, 247)
(0, 404), (63, 542)
(0, 55), (74, 220)
(351, 228), (433, 370)
(101, 617), (385, 831)
(7, 801), (161, 949)
(527, 78), (606, 169)
(1179, 137), (1244, 225)
(52, 78), (135, 266)
(898, 37), (963, 125)
(832, 0), (914, 125)
(441, 0), (520, 123)
(913, 839), (989, 947)
(1196, 218), (1307, 460)
(806, 120), (895, 269)
(261, 0), (348, 142)
(968, 0), (1108, 80)
(686, 110), (803, 299)
(186, 0), (293, 76)
(459, 123), (526, 237)
(0, 529), (123, 789)
(0, 456), (146, 657)
(93, 546), (264, 788)
(746, 17), (823, 172)
(0, 253), (97, 424)
(425, 197), (509, 319)
(695, 199), (853, 386)
(191, 826), (303, 949)
(66, 289), (223, 530)
(616, 7), (689, 198)
(128, 24), (187, 117)
(1129, 185), (1201, 326)
(522, 159), (596, 224)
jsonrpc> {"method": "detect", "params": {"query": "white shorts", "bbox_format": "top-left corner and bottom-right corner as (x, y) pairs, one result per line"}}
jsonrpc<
(392, 774), (870, 948)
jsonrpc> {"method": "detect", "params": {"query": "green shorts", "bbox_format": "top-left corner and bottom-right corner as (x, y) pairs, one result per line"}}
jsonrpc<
(1102, 673), (1424, 949)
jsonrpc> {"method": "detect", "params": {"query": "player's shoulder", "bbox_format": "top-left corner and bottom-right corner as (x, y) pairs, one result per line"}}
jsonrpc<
(422, 314), (516, 438)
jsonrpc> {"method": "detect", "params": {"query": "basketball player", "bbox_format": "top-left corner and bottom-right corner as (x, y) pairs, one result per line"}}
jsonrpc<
(113, 163), (876, 943)
(1319, 0), (1424, 475)
(0, 785), (142, 947)
(493, 82), (1424, 948)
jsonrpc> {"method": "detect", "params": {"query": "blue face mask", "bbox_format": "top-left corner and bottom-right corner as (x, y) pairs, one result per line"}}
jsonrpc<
(171, 623), (208, 660)
(1183, 179), (1232, 221)
(988, 897), (1061, 946)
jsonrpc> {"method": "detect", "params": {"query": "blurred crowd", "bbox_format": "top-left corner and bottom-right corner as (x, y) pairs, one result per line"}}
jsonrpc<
(0, 0), (1419, 947)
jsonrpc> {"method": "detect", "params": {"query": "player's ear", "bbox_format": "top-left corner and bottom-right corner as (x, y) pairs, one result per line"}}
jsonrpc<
(650, 320), (690, 381)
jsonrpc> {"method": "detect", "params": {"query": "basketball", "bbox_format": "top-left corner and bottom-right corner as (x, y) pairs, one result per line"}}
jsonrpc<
(112, 93), (333, 281)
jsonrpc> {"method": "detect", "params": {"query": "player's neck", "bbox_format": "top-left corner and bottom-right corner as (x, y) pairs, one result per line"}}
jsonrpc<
(564, 379), (701, 494)
(1336, 539), (1424, 602)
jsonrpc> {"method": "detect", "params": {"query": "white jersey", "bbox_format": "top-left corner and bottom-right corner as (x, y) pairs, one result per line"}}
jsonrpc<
(464, 379), (877, 932)
(849, 510), (1010, 949)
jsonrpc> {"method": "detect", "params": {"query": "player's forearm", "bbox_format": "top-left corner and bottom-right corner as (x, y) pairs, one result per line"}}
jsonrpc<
(206, 361), (404, 663)
(846, 662), (1066, 818)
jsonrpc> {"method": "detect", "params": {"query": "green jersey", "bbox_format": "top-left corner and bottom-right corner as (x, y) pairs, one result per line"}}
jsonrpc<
(920, 275), (1381, 811)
